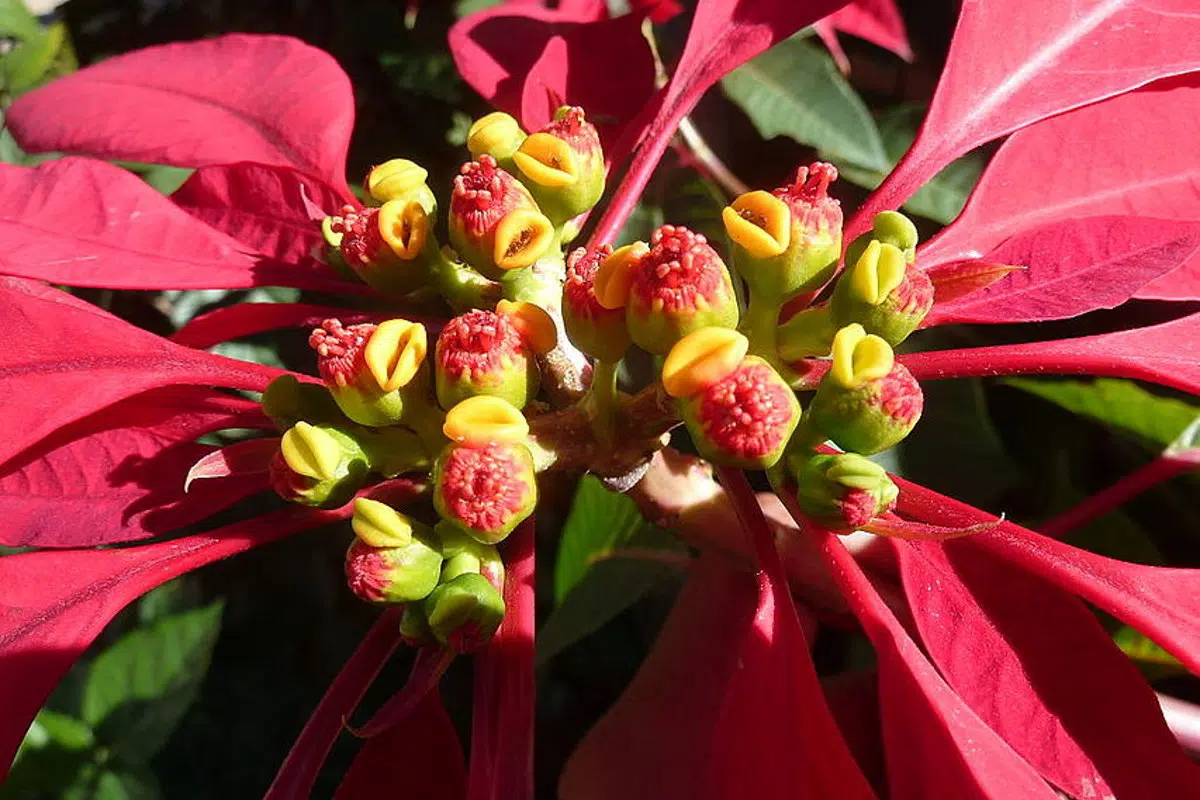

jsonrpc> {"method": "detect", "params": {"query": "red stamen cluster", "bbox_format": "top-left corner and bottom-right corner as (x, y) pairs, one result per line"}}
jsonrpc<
(451, 154), (527, 238)
(564, 246), (618, 321)
(330, 204), (385, 268)
(697, 361), (796, 460)
(344, 539), (392, 603)
(774, 162), (842, 231)
(437, 310), (525, 380)
(632, 225), (729, 312)
(309, 318), (374, 388)
(543, 106), (601, 156)
(438, 444), (532, 533)
(875, 365), (924, 426)
(890, 267), (936, 316)
(840, 488), (893, 529)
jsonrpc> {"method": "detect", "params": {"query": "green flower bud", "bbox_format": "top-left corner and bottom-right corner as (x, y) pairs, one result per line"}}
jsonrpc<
(434, 309), (539, 410)
(721, 162), (843, 302)
(399, 603), (436, 648)
(467, 111), (527, 166)
(562, 245), (631, 362)
(329, 202), (433, 296)
(309, 318), (431, 427)
(424, 572), (506, 652)
(830, 240), (934, 346)
(432, 440), (537, 544)
(344, 499), (444, 604)
(845, 210), (919, 268)
(261, 374), (344, 429)
(788, 452), (898, 531)
(449, 155), (554, 277)
(269, 422), (369, 508)
(808, 325), (924, 455)
(511, 106), (605, 226)
(364, 158), (438, 216)
(435, 521), (506, 587)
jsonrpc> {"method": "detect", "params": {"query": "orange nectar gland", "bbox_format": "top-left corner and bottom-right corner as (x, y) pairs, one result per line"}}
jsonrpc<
(624, 225), (740, 355)
(309, 319), (428, 427)
(661, 327), (749, 399)
(449, 155), (553, 275)
(435, 309), (539, 410)
(496, 299), (557, 355)
(329, 203), (430, 295)
(593, 242), (648, 310)
(563, 245), (631, 362)
(810, 324), (923, 455)
(511, 107), (605, 224)
(442, 395), (530, 447)
(831, 239), (934, 346)
(722, 191), (791, 258)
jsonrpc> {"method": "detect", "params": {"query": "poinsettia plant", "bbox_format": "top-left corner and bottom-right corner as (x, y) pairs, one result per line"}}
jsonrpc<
(2, 0), (1200, 797)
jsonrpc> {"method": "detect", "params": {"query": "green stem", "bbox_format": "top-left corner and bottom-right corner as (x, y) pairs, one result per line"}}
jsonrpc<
(588, 359), (621, 445)
(741, 287), (782, 364)
(431, 247), (501, 311)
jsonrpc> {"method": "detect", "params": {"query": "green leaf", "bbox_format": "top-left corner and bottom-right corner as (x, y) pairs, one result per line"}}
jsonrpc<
(1113, 625), (1186, 680)
(18, 710), (95, 756)
(0, 0), (40, 40)
(555, 476), (659, 602)
(722, 37), (889, 172)
(81, 602), (224, 762)
(833, 105), (986, 224)
(539, 533), (683, 664)
(455, 0), (503, 17)
(1005, 378), (1200, 448)
(2, 20), (65, 94)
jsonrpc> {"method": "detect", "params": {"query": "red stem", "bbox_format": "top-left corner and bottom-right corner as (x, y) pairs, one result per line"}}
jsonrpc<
(714, 466), (789, 587)
(467, 518), (536, 800)
(264, 607), (403, 800)
(1040, 456), (1193, 538)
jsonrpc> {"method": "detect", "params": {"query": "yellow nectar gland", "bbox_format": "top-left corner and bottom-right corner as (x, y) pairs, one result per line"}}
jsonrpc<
(443, 395), (530, 446)
(493, 208), (554, 270)
(378, 200), (430, 261)
(662, 327), (750, 398)
(497, 299), (558, 355)
(281, 422), (342, 481)
(830, 324), (895, 390)
(468, 112), (525, 158)
(722, 191), (791, 258)
(352, 497), (415, 548)
(594, 242), (649, 310)
(849, 240), (907, 306)
(367, 159), (429, 204)
(512, 132), (579, 188)
(365, 319), (428, 392)
(321, 216), (344, 248)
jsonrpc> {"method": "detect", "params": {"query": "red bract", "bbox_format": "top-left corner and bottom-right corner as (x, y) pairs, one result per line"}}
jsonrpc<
(814, 0), (912, 73)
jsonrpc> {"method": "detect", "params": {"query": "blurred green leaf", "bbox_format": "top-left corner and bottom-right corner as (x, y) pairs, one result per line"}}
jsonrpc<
(0, 0), (40, 41)
(81, 602), (224, 762)
(3, 20), (65, 94)
(455, 0), (503, 17)
(1006, 377), (1200, 448)
(834, 105), (986, 224)
(6, 711), (97, 798)
(722, 37), (889, 172)
(1113, 625), (1186, 681)
(18, 710), (95, 755)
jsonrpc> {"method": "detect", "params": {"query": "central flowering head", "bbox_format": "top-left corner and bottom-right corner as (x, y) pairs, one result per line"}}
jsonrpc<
(597, 224), (739, 355)
(309, 318), (429, 427)
(722, 162), (843, 300)
(344, 498), (444, 605)
(562, 245), (631, 362)
(787, 452), (899, 532)
(432, 396), (538, 544)
(512, 106), (605, 226)
(448, 154), (554, 275)
(329, 200), (432, 295)
(434, 307), (546, 410)
(809, 324), (923, 454)
(269, 421), (369, 508)
(832, 237), (934, 346)
(663, 328), (800, 468)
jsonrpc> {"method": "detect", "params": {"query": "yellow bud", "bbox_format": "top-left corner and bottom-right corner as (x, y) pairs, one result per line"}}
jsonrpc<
(281, 422), (342, 481)
(378, 200), (430, 261)
(365, 319), (428, 392)
(367, 159), (429, 204)
(594, 242), (648, 310)
(830, 324), (894, 390)
(493, 208), (554, 270)
(497, 299), (558, 355)
(321, 216), (344, 248)
(848, 240), (907, 306)
(443, 395), (530, 446)
(468, 112), (525, 159)
(661, 327), (749, 398)
(512, 132), (579, 188)
(352, 498), (415, 548)
(722, 191), (791, 258)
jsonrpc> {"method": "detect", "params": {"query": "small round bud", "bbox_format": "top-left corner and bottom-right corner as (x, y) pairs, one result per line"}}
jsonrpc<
(433, 440), (537, 544)
(310, 319), (430, 427)
(624, 225), (739, 355)
(270, 423), (369, 508)
(436, 520), (506, 589)
(365, 158), (437, 214)
(261, 375), (342, 429)
(809, 325), (923, 455)
(562, 246), (632, 362)
(511, 107), (605, 225)
(449, 155), (553, 276)
(467, 112), (526, 163)
(788, 452), (898, 531)
(845, 210), (919, 268)
(423, 572), (506, 652)
(831, 240), (934, 346)
(435, 309), (539, 410)
(345, 499), (444, 605)
(329, 205), (430, 296)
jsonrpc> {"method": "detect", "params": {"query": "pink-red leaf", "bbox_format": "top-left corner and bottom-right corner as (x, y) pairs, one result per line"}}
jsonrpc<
(0, 387), (269, 548)
(335, 691), (465, 800)
(895, 477), (1200, 677)
(924, 216), (1200, 325)
(0, 281), (283, 469)
(849, 0), (1200, 238)
(449, 4), (654, 141)
(171, 162), (348, 266)
(0, 505), (349, 778)
(7, 34), (355, 194)
(184, 437), (279, 491)
(0, 158), (352, 292)
(171, 304), (406, 350)
(815, 0), (912, 72)
(901, 311), (1200, 395)
(813, 528), (1058, 800)
(896, 539), (1200, 797)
